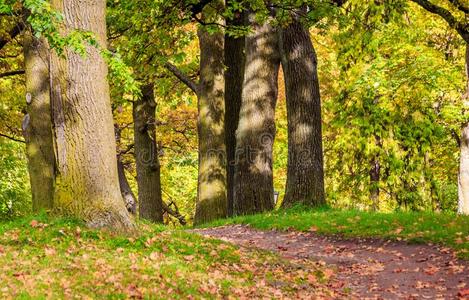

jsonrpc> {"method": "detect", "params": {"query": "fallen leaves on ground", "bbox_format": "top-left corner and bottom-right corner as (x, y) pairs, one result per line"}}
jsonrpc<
(0, 219), (342, 299)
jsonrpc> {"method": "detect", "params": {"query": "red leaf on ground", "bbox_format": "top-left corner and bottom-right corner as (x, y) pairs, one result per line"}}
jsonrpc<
(458, 288), (469, 297)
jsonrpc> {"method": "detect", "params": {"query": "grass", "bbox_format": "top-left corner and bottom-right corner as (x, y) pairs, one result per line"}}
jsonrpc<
(203, 206), (469, 259)
(0, 213), (336, 299)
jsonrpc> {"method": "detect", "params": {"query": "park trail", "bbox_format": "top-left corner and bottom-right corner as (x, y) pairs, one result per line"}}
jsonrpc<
(193, 225), (469, 299)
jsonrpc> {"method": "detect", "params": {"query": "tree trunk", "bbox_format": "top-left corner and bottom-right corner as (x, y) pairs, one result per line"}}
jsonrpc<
(458, 43), (469, 214)
(194, 19), (228, 225)
(233, 13), (280, 215)
(134, 84), (163, 222)
(49, 0), (134, 230)
(23, 31), (55, 212)
(224, 9), (245, 217)
(117, 157), (137, 214)
(279, 13), (325, 208)
(369, 155), (380, 211)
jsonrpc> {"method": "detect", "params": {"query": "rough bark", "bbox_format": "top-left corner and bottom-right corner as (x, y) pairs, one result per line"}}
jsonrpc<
(233, 13), (280, 215)
(49, 0), (134, 230)
(194, 18), (228, 225)
(458, 43), (469, 215)
(224, 9), (245, 217)
(117, 157), (137, 214)
(134, 84), (163, 222)
(116, 150), (186, 225)
(279, 14), (325, 208)
(23, 31), (55, 212)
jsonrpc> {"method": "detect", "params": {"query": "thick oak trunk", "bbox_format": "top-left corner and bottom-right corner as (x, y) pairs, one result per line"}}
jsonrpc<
(233, 13), (280, 215)
(23, 31), (55, 211)
(134, 84), (163, 222)
(458, 43), (469, 214)
(279, 15), (325, 208)
(49, 0), (134, 230)
(224, 9), (245, 217)
(194, 21), (228, 225)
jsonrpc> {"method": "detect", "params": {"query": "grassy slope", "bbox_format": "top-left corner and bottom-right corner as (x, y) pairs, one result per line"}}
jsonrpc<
(0, 214), (334, 299)
(204, 207), (469, 259)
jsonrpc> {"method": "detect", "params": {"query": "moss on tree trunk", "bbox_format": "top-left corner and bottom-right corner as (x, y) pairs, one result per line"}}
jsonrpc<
(49, 0), (134, 230)
(23, 31), (55, 212)
(224, 8), (245, 217)
(134, 84), (163, 223)
(279, 12), (325, 208)
(233, 12), (280, 215)
(194, 7), (228, 225)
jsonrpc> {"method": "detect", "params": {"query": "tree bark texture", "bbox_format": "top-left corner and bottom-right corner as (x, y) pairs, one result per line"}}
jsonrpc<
(279, 14), (326, 208)
(233, 13), (280, 215)
(134, 84), (163, 222)
(458, 43), (469, 214)
(117, 157), (137, 214)
(49, 0), (134, 230)
(224, 9), (245, 217)
(23, 31), (55, 212)
(194, 21), (228, 225)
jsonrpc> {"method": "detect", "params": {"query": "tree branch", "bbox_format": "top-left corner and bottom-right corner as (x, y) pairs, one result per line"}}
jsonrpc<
(448, 0), (469, 14)
(410, 0), (469, 43)
(188, 0), (214, 18)
(0, 22), (25, 51)
(164, 62), (199, 95)
(0, 70), (25, 78)
(0, 132), (25, 143)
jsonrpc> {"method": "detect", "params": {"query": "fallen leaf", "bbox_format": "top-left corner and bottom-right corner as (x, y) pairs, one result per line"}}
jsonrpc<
(458, 289), (469, 297)
(44, 247), (56, 256)
(149, 252), (161, 261)
(183, 255), (195, 261)
(424, 265), (439, 275)
(307, 274), (317, 284)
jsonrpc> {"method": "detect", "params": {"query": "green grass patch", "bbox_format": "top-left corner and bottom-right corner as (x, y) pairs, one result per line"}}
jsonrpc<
(0, 214), (334, 299)
(202, 206), (469, 259)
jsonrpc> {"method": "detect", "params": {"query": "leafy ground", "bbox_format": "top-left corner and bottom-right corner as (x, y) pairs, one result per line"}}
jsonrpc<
(203, 207), (469, 259)
(195, 224), (469, 298)
(2, 209), (469, 299)
(0, 214), (343, 299)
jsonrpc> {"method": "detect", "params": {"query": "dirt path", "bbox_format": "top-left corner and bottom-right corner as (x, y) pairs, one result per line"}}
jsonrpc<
(194, 225), (469, 299)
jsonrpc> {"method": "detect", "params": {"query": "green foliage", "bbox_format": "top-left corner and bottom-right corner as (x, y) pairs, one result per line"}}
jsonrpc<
(1, 0), (468, 221)
(321, 2), (465, 211)
(0, 140), (31, 220)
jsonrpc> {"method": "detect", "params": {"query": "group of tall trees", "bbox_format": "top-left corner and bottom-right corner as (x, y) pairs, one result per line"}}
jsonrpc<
(0, 0), (468, 229)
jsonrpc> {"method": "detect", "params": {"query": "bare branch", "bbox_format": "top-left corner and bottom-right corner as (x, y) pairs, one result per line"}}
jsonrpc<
(0, 132), (25, 143)
(0, 70), (25, 78)
(411, 0), (469, 43)
(164, 62), (200, 95)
